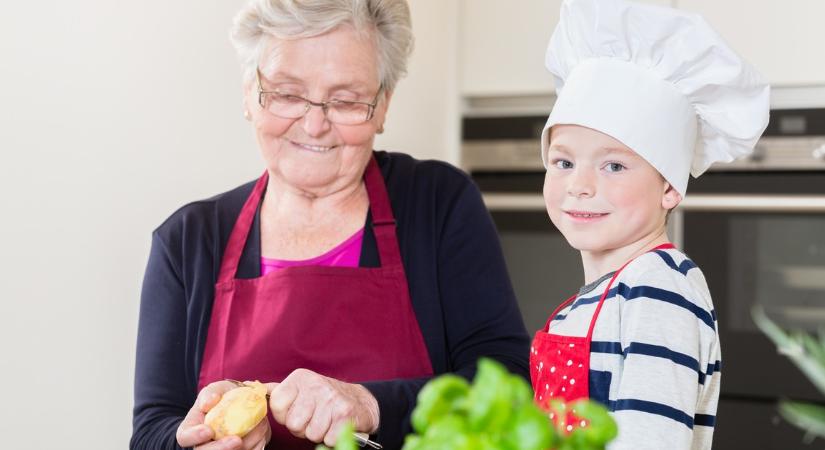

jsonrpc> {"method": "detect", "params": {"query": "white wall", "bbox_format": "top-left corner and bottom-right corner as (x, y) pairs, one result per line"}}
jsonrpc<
(376, 1), (460, 163)
(0, 1), (457, 448)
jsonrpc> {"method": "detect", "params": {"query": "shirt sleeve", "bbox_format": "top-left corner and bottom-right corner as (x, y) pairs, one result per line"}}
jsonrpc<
(363, 176), (531, 449)
(606, 264), (717, 450)
(130, 231), (192, 450)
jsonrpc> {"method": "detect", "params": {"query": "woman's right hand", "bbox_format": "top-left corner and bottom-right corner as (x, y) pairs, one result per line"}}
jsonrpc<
(176, 380), (271, 450)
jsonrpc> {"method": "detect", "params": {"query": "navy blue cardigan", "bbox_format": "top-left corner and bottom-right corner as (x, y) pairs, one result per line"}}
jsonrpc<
(131, 151), (530, 450)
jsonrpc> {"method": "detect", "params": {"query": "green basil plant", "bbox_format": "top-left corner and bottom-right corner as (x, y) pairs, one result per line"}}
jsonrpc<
(319, 358), (617, 450)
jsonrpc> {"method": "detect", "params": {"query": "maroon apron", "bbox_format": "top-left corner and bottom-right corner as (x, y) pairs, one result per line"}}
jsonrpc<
(198, 155), (434, 449)
(530, 243), (675, 430)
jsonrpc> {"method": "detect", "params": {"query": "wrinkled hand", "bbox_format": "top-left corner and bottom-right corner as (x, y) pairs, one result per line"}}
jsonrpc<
(268, 369), (380, 447)
(176, 380), (271, 450)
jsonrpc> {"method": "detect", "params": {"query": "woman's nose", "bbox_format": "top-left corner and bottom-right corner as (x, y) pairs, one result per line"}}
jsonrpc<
(301, 104), (332, 137)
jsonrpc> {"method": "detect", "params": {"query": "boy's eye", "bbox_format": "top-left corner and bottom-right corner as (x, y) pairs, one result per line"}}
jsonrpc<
(553, 159), (573, 169)
(605, 162), (626, 172)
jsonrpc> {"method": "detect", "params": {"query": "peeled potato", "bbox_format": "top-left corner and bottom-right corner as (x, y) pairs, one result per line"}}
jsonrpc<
(204, 381), (268, 439)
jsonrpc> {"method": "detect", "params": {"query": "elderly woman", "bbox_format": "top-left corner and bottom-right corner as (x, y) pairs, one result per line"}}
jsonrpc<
(130, 1), (529, 449)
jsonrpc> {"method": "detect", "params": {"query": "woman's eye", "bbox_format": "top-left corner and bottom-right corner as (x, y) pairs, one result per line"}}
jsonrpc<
(553, 160), (573, 169)
(273, 93), (306, 105)
(329, 95), (359, 103)
(329, 101), (363, 113)
(605, 162), (626, 172)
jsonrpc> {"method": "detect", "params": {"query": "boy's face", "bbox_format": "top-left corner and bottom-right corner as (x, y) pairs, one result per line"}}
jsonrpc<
(543, 124), (681, 254)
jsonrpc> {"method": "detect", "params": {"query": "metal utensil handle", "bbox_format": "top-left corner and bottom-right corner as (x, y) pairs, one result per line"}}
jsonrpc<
(353, 432), (382, 449)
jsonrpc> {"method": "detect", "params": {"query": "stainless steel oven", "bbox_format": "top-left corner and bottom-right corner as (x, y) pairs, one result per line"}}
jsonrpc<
(463, 108), (825, 449)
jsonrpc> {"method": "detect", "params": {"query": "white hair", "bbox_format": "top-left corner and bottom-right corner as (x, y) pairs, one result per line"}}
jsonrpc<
(230, 0), (414, 92)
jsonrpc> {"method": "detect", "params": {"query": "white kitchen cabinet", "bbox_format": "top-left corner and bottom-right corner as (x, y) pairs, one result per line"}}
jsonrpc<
(677, 0), (825, 86)
(459, 0), (674, 96)
(459, 0), (559, 96)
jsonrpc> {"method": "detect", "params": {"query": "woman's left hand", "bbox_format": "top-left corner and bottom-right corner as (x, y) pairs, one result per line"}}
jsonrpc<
(268, 368), (380, 447)
(176, 380), (271, 450)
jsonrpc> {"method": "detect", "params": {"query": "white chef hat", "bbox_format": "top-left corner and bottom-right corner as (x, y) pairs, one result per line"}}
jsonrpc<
(540, 0), (770, 197)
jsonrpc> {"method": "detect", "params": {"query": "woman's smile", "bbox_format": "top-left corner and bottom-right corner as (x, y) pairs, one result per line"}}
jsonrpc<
(288, 139), (338, 153)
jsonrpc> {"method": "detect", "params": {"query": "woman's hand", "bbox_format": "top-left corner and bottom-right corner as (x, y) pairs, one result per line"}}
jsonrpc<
(269, 369), (380, 447)
(176, 380), (271, 450)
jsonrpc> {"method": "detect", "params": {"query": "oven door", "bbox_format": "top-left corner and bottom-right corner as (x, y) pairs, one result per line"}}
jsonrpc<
(672, 172), (825, 449)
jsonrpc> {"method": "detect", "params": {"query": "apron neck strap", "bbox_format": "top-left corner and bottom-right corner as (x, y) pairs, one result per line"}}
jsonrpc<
(584, 242), (676, 340)
(543, 293), (579, 332)
(363, 154), (403, 269)
(218, 153), (401, 283)
(218, 172), (268, 284)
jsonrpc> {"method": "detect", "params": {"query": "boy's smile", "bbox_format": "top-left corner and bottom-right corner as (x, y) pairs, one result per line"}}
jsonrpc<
(543, 124), (682, 278)
(563, 210), (610, 222)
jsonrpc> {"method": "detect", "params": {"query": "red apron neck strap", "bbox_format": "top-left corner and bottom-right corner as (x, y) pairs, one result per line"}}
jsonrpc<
(363, 154), (403, 268)
(585, 268), (624, 341)
(218, 171), (269, 284)
(363, 155), (394, 226)
(583, 242), (676, 340)
(543, 293), (579, 332)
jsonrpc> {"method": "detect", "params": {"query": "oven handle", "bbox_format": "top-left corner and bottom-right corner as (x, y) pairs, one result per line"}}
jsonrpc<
(679, 194), (825, 212)
(482, 193), (545, 211)
(482, 193), (825, 213)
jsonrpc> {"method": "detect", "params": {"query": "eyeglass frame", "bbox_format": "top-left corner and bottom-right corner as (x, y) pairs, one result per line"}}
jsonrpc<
(255, 67), (383, 124)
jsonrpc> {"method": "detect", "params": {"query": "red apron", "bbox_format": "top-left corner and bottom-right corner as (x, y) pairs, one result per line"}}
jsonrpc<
(530, 244), (675, 428)
(198, 155), (434, 449)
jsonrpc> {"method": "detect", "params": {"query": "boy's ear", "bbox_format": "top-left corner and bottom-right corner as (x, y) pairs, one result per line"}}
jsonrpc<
(662, 182), (683, 210)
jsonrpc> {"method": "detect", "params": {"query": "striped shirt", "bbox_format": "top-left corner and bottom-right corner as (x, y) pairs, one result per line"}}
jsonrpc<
(547, 248), (720, 450)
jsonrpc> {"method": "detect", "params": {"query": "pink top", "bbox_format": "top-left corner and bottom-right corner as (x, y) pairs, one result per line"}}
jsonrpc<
(260, 228), (365, 275)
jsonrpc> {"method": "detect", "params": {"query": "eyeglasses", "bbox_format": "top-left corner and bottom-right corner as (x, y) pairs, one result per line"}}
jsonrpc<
(256, 68), (382, 125)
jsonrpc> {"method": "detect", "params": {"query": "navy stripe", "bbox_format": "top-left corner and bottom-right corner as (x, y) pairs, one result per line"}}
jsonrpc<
(609, 399), (695, 429)
(554, 285), (615, 319)
(616, 283), (716, 330)
(588, 370), (613, 405)
(590, 341), (623, 354)
(706, 360), (722, 377)
(694, 414), (717, 427)
(563, 283), (715, 331)
(653, 250), (697, 275)
(622, 342), (704, 384)
(570, 289), (613, 311)
(592, 341), (709, 384)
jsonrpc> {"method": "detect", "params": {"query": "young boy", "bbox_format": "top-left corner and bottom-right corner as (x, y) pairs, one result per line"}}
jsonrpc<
(530, 1), (770, 449)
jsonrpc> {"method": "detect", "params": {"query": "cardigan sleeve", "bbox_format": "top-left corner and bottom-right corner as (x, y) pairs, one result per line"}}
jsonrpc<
(362, 175), (531, 449)
(130, 231), (193, 450)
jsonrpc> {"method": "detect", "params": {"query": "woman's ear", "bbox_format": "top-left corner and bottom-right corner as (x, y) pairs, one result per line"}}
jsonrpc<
(242, 78), (257, 120)
(662, 182), (683, 210)
(381, 89), (393, 114)
(372, 89), (393, 132)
